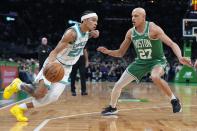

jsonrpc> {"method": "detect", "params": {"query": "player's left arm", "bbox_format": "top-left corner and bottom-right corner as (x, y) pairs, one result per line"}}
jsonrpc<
(153, 23), (192, 67)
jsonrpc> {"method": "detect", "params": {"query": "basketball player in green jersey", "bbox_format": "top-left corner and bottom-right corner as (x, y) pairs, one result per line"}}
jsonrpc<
(98, 7), (192, 115)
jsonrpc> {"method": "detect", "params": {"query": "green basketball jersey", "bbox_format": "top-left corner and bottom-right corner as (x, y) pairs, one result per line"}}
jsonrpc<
(131, 21), (166, 63)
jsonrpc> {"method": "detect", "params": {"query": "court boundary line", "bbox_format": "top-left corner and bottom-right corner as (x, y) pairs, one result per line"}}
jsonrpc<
(34, 104), (197, 131)
(0, 97), (32, 110)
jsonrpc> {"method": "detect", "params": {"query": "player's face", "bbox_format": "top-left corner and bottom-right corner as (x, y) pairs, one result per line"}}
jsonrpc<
(131, 11), (144, 27)
(42, 38), (48, 45)
(86, 16), (98, 31)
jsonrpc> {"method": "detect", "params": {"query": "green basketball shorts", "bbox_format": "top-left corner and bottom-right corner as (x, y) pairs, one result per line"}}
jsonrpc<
(126, 59), (167, 83)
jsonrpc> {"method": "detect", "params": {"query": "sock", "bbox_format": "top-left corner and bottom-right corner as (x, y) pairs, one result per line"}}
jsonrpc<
(18, 103), (28, 110)
(170, 94), (176, 100)
(110, 105), (116, 109)
(17, 82), (23, 90)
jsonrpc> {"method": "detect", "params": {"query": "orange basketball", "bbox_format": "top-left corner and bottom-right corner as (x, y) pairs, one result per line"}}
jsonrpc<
(43, 62), (64, 83)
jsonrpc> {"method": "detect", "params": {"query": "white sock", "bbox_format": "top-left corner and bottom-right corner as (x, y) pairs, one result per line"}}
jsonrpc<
(18, 103), (27, 110)
(17, 82), (22, 90)
(170, 94), (176, 100)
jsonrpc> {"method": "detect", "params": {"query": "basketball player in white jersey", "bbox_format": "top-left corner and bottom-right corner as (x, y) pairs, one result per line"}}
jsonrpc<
(3, 11), (99, 122)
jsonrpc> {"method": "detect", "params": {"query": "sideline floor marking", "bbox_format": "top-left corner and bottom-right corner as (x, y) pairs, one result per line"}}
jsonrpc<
(34, 104), (197, 131)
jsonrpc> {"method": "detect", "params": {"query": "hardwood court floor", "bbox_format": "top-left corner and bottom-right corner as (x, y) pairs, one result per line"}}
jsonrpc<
(0, 82), (197, 131)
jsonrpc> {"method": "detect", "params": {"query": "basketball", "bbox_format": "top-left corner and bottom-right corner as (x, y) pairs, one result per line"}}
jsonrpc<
(43, 62), (64, 83)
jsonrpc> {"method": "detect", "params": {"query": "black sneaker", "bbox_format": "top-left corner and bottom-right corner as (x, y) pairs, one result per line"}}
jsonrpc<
(171, 98), (182, 113)
(101, 105), (118, 116)
(81, 92), (88, 96)
(72, 92), (76, 96)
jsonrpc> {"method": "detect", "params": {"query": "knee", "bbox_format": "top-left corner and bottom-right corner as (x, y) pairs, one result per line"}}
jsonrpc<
(34, 90), (48, 99)
(34, 80), (48, 99)
(34, 92), (46, 99)
(32, 93), (59, 108)
(150, 74), (161, 82)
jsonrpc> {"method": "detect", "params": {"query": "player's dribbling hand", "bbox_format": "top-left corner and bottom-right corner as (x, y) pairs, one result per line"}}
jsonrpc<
(90, 30), (99, 38)
(97, 46), (110, 54)
(178, 57), (193, 67)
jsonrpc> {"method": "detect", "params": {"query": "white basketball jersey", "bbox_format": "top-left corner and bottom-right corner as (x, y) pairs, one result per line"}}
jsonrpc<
(56, 24), (89, 65)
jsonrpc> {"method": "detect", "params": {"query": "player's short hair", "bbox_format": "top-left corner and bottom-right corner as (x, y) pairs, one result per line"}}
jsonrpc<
(81, 10), (96, 18)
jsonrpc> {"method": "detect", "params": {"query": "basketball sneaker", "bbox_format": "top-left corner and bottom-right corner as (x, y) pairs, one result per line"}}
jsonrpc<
(72, 91), (77, 96)
(10, 122), (28, 131)
(3, 78), (22, 99)
(171, 98), (182, 113)
(81, 92), (88, 96)
(10, 105), (28, 122)
(101, 105), (118, 116)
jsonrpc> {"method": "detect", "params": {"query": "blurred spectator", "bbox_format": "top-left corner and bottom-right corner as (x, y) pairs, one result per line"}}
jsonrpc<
(100, 62), (109, 81)
(0, 0), (193, 83)
(37, 37), (52, 70)
(93, 68), (102, 82)
(86, 65), (93, 81)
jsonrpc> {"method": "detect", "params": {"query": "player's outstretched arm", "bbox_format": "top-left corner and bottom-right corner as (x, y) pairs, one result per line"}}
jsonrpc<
(97, 29), (132, 57)
(48, 29), (76, 63)
(153, 23), (193, 67)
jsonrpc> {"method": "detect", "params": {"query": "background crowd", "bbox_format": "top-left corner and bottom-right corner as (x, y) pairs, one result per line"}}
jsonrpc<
(0, 0), (196, 84)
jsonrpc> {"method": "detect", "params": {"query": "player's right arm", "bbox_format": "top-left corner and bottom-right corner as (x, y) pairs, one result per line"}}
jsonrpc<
(47, 29), (76, 63)
(97, 29), (132, 57)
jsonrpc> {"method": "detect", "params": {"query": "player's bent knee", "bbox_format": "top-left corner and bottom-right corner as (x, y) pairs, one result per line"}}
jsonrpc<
(34, 94), (45, 99)
(34, 86), (48, 99)
(150, 74), (161, 82)
(34, 92), (47, 99)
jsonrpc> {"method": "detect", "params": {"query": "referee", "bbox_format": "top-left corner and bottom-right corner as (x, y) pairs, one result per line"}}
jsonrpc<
(70, 48), (89, 96)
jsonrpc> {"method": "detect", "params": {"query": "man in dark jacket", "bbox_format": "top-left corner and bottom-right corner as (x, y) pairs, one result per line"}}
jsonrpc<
(70, 48), (89, 96)
(37, 37), (52, 70)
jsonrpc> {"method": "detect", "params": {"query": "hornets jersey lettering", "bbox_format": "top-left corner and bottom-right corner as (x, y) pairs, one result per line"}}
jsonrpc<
(57, 24), (89, 65)
(131, 21), (166, 62)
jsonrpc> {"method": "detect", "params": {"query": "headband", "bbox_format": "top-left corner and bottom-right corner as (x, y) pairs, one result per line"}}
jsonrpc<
(81, 13), (98, 22)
